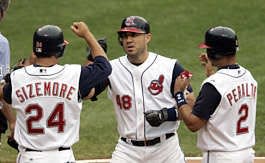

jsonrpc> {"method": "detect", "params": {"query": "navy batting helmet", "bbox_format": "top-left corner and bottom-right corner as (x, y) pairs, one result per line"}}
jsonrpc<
(33, 25), (68, 58)
(199, 26), (239, 60)
(118, 16), (150, 34)
(117, 16), (150, 45)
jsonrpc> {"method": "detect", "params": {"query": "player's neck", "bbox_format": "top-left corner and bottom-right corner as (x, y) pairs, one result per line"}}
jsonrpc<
(214, 55), (237, 68)
(35, 56), (58, 67)
(127, 51), (149, 65)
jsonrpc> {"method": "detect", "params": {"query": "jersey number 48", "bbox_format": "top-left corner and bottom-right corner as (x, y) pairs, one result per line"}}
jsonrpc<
(116, 95), (132, 110)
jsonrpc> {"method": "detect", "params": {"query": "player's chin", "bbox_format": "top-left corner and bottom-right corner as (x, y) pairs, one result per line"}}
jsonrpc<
(125, 49), (137, 55)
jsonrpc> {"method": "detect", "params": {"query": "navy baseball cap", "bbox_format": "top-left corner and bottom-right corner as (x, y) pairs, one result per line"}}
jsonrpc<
(118, 16), (150, 34)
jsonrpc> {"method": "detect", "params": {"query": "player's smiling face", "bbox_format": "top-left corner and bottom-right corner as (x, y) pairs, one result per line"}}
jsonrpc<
(120, 32), (151, 58)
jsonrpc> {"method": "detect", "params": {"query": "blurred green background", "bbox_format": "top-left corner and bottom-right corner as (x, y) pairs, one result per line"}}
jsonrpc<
(0, 0), (264, 162)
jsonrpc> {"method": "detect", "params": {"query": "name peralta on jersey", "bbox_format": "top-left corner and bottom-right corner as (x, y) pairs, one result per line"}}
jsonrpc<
(11, 64), (82, 150)
(197, 65), (257, 152)
(108, 52), (178, 140)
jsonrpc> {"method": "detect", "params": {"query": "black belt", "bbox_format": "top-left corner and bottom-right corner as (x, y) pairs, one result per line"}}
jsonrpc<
(121, 133), (175, 146)
(25, 147), (70, 152)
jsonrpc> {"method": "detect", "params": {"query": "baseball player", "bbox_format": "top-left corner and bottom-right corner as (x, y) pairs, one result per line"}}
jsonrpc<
(0, 22), (111, 163)
(107, 16), (191, 163)
(174, 26), (257, 163)
(0, 0), (16, 146)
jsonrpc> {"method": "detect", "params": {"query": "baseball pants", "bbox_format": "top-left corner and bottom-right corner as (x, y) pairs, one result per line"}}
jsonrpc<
(110, 134), (186, 163)
(16, 147), (75, 163)
(202, 148), (255, 163)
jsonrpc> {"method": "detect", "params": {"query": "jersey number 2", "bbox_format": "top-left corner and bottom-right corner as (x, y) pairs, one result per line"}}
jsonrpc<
(236, 104), (249, 135)
(26, 103), (65, 134)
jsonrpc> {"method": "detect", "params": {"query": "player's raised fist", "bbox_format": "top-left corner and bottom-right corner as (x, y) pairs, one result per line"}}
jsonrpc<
(174, 71), (191, 94)
(180, 70), (192, 79)
(71, 21), (90, 38)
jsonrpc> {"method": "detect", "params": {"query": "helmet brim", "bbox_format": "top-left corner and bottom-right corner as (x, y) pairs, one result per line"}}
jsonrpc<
(199, 42), (211, 49)
(118, 27), (146, 34)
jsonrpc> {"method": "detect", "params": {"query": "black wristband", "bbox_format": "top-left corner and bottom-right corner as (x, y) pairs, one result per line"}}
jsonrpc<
(174, 91), (187, 108)
(166, 107), (178, 121)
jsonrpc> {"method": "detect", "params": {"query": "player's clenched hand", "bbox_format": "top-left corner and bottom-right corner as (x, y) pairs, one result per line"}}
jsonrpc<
(144, 108), (168, 127)
(199, 53), (215, 77)
(71, 21), (90, 38)
(174, 70), (192, 94)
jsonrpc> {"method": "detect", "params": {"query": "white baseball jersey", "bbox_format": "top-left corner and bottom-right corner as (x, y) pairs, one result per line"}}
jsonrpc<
(0, 32), (10, 80)
(11, 64), (82, 150)
(197, 65), (257, 151)
(0, 33), (10, 110)
(108, 52), (179, 140)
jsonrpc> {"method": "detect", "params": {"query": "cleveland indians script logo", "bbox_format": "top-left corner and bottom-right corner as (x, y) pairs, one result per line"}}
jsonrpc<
(148, 75), (164, 95)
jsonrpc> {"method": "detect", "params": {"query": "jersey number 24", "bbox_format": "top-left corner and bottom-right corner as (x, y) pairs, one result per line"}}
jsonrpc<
(25, 103), (65, 134)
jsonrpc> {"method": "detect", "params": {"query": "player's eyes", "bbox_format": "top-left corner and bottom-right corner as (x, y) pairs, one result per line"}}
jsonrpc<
(119, 32), (142, 38)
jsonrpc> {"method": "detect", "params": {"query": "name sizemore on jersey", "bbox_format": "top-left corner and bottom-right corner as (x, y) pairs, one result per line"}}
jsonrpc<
(15, 81), (77, 103)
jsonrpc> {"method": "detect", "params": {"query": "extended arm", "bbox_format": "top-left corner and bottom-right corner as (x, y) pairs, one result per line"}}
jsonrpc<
(144, 63), (195, 127)
(82, 38), (109, 100)
(174, 77), (221, 132)
(71, 22), (111, 100)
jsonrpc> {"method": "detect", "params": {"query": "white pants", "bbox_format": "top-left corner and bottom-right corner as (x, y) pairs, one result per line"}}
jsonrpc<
(16, 147), (75, 163)
(201, 148), (255, 163)
(110, 134), (186, 163)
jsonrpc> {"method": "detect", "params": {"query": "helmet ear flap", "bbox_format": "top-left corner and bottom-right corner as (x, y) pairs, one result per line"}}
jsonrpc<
(207, 47), (236, 60)
(207, 48), (220, 60)
(55, 43), (66, 58)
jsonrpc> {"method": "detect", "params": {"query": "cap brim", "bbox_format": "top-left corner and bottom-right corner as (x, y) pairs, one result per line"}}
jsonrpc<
(118, 27), (145, 34)
(198, 42), (211, 49)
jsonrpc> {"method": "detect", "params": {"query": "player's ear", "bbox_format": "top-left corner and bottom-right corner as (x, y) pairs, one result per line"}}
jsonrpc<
(145, 33), (152, 44)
